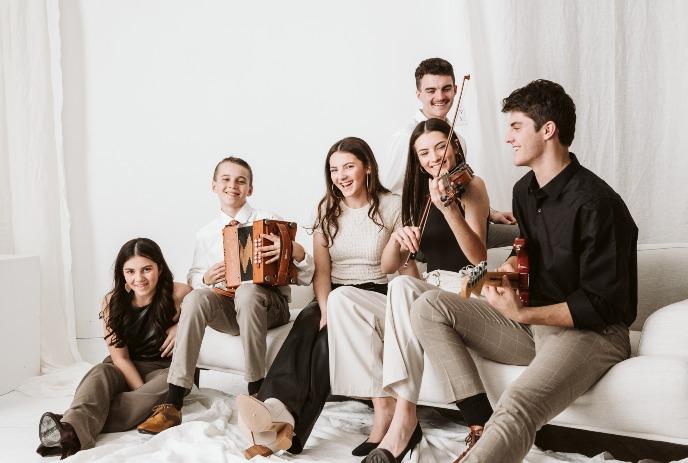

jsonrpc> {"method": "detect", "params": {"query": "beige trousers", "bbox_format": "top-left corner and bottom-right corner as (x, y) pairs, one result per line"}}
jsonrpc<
(61, 357), (170, 450)
(382, 272), (461, 403)
(411, 289), (631, 463)
(327, 286), (388, 398)
(168, 284), (289, 387)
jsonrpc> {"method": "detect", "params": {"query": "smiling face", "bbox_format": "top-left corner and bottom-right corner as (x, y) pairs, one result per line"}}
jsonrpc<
(417, 74), (457, 120)
(504, 111), (547, 167)
(329, 150), (369, 202)
(212, 161), (252, 212)
(123, 255), (159, 302)
(414, 130), (457, 176)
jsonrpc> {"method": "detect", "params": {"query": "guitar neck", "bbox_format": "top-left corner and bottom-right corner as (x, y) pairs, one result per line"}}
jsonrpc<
(481, 271), (520, 284)
(463, 271), (520, 298)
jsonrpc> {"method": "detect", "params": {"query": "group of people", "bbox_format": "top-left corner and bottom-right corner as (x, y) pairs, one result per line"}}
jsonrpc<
(35, 58), (638, 463)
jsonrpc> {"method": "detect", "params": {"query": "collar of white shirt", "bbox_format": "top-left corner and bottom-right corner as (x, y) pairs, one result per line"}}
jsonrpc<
(415, 108), (428, 124)
(219, 202), (255, 225)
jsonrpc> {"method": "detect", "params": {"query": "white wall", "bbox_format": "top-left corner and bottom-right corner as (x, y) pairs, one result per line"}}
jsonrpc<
(61, 1), (688, 342)
(60, 0), (471, 339)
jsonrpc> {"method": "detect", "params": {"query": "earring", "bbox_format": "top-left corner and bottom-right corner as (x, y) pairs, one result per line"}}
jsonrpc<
(125, 283), (132, 293)
(366, 174), (370, 190)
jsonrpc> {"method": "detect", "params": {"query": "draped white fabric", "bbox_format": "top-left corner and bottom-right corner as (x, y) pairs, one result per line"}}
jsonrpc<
(458, 0), (688, 243)
(0, 0), (80, 370)
(11, 366), (656, 463)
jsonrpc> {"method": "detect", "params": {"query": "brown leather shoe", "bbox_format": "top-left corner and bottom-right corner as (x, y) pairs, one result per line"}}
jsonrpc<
(137, 404), (182, 435)
(453, 425), (484, 462)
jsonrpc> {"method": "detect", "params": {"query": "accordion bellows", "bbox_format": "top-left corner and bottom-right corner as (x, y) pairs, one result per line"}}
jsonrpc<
(222, 219), (298, 288)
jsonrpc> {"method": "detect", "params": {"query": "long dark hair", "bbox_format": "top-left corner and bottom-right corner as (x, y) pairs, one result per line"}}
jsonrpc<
(313, 137), (390, 246)
(102, 238), (176, 348)
(401, 118), (466, 226)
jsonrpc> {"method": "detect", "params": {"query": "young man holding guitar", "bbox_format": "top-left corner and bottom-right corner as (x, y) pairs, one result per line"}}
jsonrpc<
(409, 80), (638, 462)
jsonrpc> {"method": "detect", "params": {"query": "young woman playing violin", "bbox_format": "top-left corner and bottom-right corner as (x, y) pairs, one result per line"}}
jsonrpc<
(357, 117), (490, 463)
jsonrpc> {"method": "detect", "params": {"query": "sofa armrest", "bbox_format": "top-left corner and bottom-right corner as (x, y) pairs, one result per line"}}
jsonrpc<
(638, 299), (688, 357)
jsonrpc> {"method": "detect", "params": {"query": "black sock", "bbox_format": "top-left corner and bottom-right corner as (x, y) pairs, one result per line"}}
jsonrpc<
(166, 384), (186, 410)
(247, 378), (264, 396)
(456, 393), (493, 427)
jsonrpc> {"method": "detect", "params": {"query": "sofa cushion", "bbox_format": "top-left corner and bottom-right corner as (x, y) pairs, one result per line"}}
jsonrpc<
(639, 299), (688, 357)
(197, 309), (300, 375)
(418, 354), (688, 444)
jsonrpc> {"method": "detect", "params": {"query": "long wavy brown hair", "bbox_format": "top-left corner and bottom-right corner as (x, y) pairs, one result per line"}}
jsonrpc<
(313, 137), (390, 246)
(401, 118), (466, 227)
(101, 238), (176, 349)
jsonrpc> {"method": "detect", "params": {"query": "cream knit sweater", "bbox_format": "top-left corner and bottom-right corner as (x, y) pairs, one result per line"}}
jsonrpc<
(316, 192), (401, 285)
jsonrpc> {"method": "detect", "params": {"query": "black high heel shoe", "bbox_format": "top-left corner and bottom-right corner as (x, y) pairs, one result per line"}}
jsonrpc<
(362, 423), (422, 463)
(352, 438), (379, 456)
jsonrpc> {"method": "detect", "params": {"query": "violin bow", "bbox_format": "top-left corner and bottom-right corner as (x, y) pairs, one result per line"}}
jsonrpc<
(404, 74), (471, 267)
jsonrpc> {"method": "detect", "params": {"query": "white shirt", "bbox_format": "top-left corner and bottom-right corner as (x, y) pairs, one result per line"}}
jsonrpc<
(187, 202), (315, 301)
(379, 109), (468, 194)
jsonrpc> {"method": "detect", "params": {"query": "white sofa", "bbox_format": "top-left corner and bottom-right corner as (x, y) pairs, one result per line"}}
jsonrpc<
(197, 243), (688, 447)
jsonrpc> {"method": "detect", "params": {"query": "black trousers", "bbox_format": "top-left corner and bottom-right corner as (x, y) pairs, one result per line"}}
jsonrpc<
(257, 300), (329, 450)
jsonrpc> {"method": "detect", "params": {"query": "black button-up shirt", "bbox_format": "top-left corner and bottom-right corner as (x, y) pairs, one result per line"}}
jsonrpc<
(512, 154), (638, 331)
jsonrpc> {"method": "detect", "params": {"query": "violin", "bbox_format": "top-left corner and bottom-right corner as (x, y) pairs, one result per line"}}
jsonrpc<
(439, 161), (475, 206)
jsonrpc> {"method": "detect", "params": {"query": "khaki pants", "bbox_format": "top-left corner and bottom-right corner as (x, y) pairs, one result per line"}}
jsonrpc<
(411, 289), (630, 463)
(62, 357), (170, 450)
(382, 273), (461, 404)
(168, 284), (289, 387)
(327, 286), (388, 398)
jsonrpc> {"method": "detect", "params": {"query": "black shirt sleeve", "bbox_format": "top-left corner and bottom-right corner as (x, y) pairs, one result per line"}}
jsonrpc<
(566, 197), (638, 331)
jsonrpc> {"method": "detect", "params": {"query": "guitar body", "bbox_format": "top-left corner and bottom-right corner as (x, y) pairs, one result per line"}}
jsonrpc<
(460, 237), (530, 306)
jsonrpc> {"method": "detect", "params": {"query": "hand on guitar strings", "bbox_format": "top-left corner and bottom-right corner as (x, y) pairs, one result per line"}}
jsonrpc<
(203, 261), (226, 285)
(483, 275), (524, 323)
(257, 233), (282, 264)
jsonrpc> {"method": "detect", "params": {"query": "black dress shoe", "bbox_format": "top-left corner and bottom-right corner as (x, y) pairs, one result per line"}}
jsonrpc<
(37, 412), (81, 460)
(352, 439), (380, 456)
(35, 444), (62, 457)
(362, 423), (423, 463)
(38, 412), (64, 448)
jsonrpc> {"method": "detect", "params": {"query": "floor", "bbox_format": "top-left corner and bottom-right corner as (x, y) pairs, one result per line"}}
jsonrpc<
(0, 341), (680, 463)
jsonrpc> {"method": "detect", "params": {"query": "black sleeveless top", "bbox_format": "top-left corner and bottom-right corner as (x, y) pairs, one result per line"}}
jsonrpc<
(418, 204), (473, 273)
(124, 303), (174, 362)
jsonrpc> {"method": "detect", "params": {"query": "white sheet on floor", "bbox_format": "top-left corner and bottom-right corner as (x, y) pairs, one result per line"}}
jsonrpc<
(19, 366), (677, 463)
(61, 389), (634, 463)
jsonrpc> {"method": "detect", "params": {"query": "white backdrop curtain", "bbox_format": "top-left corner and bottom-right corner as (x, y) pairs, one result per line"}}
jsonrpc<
(0, 0), (80, 370)
(459, 0), (688, 244)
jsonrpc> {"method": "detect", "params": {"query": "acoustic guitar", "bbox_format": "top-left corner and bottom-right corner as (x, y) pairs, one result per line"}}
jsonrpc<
(459, 237), (530, 306)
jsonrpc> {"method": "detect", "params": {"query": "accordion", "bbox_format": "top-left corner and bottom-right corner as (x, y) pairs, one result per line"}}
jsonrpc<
(219, 219), (298, 294)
